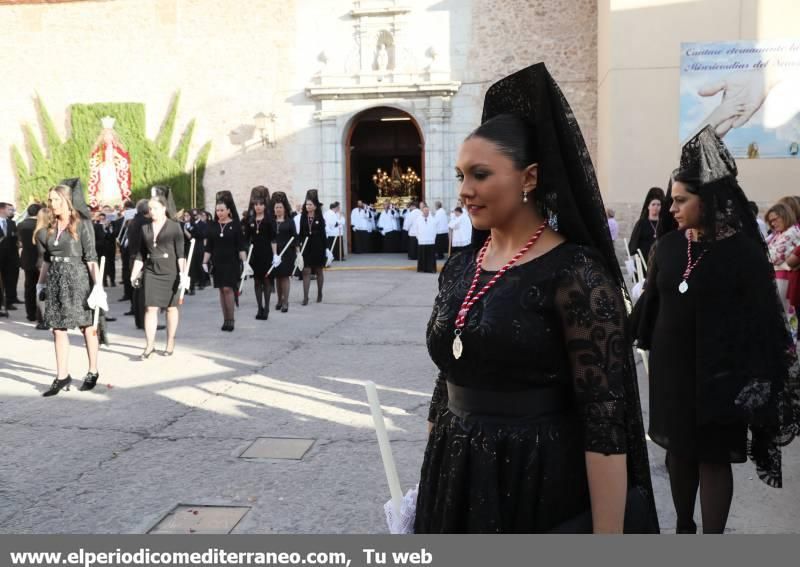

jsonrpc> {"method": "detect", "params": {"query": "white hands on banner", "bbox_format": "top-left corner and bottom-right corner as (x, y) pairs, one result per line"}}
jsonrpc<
(699, 70), (775, 137)
(272, 255), (282, 268)
(242, 263), (254, 278)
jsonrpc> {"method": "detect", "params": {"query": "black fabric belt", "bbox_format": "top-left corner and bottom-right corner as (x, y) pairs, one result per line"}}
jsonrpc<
(447, 382), (570, 419)
(51, 256), (82, 263)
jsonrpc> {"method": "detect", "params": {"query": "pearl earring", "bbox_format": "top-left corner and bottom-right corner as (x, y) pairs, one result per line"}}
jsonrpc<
(522, 191), (529, 203)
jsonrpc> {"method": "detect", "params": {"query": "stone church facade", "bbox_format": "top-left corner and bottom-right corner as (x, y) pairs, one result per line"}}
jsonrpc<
(0, 0), (598, 219)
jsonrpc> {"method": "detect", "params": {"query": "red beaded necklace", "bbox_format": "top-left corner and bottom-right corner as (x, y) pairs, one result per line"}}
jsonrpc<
(452, 221), (548, 359)
(679, 229), (707, 294)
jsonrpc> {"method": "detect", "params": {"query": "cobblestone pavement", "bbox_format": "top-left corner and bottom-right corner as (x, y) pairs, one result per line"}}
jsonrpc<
(1, 258), (797, 533)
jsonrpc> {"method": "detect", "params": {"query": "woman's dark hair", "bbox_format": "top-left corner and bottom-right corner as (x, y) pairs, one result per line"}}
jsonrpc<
(248, 186), (271, 220)
(148, 195), (171, 218)
(303, 189), (324, 220)
(638, 187), (665, 220)
(659, 169), (762, 245)
(214, 199), (232, 219)
(467, 113), (538, 172)
(270, 192), (292, 219)
(135, 198), (150, 216)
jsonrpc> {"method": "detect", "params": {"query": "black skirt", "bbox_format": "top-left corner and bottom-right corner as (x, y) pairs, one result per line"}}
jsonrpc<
(302, 234), (326, 269)
(408, 236), (419, 260)
(417, 244), (437, 273)
(212, 261), (241, 289)
(44, 261), (92, 329)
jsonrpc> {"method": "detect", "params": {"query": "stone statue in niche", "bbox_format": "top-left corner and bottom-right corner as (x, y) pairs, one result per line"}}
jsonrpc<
(376, 44), (389, 72)
(88, 116), (131, 209)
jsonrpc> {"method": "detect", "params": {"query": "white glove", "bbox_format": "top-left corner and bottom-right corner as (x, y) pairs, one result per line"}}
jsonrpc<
(36, 283), (46, 298)
(202, 263), (209, 273)
(180, 272), (191, 291)
(271, 255), (282, 268)
(325, 248), (334, 268)
(242, 263), (254, 278)
(87, 284), (108, 312)
(294, 255), (304, 272)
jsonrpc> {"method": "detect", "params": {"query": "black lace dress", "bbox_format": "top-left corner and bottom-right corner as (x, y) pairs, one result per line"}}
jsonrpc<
(415, 244), (657, 533)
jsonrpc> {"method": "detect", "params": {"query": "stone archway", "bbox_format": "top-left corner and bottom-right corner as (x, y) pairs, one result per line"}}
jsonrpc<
(345, 106), (424, 252)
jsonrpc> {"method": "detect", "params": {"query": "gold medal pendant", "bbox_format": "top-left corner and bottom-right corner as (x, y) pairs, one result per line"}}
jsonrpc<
(452, 334), (463, 359)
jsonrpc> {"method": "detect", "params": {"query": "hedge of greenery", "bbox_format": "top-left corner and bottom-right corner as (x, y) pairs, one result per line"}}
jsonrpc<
(13, 93), (211, 209)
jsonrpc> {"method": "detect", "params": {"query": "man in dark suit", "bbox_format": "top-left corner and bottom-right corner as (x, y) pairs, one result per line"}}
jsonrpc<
(0, 202), (19, 315)
(17, 203), (46, 327)
(116, 200), (135, 303)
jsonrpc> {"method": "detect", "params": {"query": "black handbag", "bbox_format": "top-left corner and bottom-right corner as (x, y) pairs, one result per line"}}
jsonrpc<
(548, 486), (657, 534)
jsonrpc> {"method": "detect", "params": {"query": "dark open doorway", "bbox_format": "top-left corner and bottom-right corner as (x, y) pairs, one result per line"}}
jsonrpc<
(345, 107), (424, 252)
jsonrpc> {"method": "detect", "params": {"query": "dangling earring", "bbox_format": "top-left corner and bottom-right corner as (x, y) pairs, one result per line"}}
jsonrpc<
(522, 191), (529, 203)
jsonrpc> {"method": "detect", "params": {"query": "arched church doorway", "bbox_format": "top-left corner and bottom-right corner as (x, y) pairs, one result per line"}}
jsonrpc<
(345, 106), (424, 253)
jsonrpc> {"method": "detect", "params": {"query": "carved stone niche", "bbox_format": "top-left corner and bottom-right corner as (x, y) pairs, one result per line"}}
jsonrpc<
(306, 0), (459, 101)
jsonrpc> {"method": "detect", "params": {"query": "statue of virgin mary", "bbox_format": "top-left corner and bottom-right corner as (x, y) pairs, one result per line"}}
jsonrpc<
(88, 116), (132, 209)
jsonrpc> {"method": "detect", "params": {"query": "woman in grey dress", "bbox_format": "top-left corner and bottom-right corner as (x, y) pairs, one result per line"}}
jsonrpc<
(36, 183), (107, 396)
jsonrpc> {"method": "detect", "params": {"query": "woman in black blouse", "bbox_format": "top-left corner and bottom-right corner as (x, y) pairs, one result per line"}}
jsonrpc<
(269, 192), (300, 313)
(36, 182), (107, 396)
(203, 199), (246, 331)
(298, 195), (327, 305)
(130, 196), (188, 357)
(415, 63), (657, 533)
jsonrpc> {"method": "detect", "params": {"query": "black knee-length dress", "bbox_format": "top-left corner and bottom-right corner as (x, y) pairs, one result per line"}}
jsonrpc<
(136, 219), (185, 308)
(244, 215), (275, 279)
(415, 245), (657, 533)
(633, 230), (751, 463)
(270, 218), (298, 278)
(298, 213), (326, 269)
(36, 220), (97, 329)
(206, 220), (246, 288)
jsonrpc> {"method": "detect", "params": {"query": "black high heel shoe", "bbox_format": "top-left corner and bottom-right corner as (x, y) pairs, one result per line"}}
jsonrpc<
(79, 371), (99, 391)
(162, 339), (175, 356)
(140, 345), (155, 360)
(43, 376), (72, 397)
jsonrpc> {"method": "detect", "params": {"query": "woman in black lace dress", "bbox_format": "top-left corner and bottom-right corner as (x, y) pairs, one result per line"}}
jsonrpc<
(36, 182), (107, 396)
(415, 63), (658, 534)
(632, 127), (800, 533)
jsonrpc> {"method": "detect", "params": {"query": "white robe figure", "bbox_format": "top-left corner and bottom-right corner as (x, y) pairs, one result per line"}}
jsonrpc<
(378, 209), (398, 234)
(416, 213), (438, 273)
(449, 214), (473, 248)
(324, 209), (340, 238)
(434, 207), (449, 236)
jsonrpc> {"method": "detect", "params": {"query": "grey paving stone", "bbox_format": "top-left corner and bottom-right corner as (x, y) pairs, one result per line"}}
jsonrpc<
(239, 437), (315, 460)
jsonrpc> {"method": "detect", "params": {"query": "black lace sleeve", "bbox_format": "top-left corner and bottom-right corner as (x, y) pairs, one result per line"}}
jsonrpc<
(426, 254), (462, 423)
(427, 371), (448, 423)
(555, 250), (628, 455)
